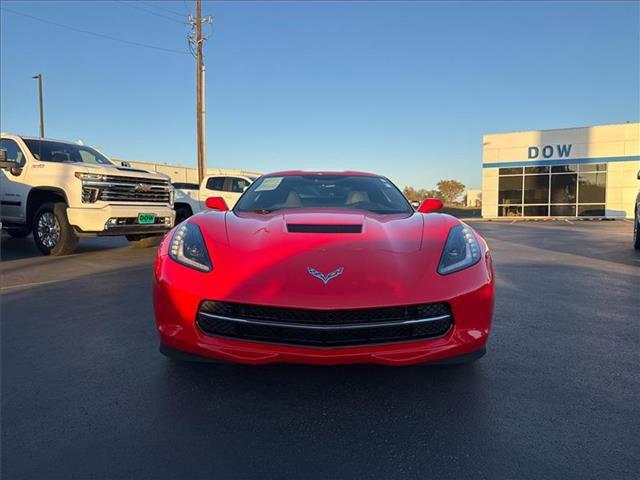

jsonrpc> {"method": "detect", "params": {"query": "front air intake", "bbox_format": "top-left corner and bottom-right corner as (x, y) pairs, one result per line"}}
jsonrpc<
(287, 224), (362, 234)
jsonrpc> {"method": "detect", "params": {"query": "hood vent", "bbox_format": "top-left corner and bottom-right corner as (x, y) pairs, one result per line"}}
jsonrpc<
(287, 224), (362, 234)
(116, 167), (150, 173)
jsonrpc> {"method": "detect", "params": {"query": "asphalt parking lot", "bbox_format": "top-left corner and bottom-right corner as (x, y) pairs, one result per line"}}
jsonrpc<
(1, 220), (639, 480)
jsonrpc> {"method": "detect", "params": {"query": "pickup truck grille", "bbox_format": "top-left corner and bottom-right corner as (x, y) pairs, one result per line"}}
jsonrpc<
(81, 175), (173, 204)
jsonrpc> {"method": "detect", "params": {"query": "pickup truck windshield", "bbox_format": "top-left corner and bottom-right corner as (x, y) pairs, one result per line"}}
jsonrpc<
(234, 174), (413, 215)
(23, 139), (113, 165)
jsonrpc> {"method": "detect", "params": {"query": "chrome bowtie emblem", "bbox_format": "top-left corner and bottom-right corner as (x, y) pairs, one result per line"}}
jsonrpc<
(307, 267), (344, 285)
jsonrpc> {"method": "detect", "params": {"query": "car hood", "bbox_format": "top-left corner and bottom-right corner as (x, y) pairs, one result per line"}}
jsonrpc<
(189, 209), (469, 309)
(69, 162), (170, 181)
(227, 209), (427, 253)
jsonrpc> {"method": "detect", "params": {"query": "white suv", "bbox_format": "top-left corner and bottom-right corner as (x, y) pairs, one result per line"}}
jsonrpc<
(0, 133), (175, 255)
(173, 173), (259, 223)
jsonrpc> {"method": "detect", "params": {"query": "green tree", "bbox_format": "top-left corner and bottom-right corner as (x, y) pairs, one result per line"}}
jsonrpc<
(402, 186), (421, 202)
(403, 186), (444, 202)
(436, 179), (465, 205)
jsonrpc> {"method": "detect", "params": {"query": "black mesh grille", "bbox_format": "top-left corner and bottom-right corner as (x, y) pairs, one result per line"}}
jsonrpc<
(197, 301), (452, 347)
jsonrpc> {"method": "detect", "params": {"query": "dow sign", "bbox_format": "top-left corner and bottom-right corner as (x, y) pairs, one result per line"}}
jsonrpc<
(528, 144), (572, 159)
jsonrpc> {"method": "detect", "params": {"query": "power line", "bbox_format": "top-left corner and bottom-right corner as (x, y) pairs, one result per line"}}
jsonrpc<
(138, 1), (186, 18)
(116, 1), (187, 25)
(182, 0), (192, 16)
(1, 7), (190, 55)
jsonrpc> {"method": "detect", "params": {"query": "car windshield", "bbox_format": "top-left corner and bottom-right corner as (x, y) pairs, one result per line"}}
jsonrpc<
(23, 139), (113, 165)
(234, 174), (413, 215)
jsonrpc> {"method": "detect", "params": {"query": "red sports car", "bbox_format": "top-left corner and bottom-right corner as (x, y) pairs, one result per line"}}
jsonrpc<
(153, 171), (494, 366)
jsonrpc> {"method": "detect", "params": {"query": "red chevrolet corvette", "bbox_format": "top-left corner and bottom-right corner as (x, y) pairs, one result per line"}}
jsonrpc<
(153, 171), (494, 366)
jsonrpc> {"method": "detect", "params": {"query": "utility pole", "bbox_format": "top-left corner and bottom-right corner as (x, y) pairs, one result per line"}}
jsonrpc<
(195, 0), (204, 183)
(32, 73), (44, 138)
(189, 0), (212, 184)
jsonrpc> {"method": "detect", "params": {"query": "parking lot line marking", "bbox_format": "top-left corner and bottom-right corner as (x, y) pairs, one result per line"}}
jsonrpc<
(1, 279), (61, 291)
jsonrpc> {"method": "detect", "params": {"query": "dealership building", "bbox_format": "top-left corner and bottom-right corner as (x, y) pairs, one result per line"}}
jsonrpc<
(481, 122), (640, 218)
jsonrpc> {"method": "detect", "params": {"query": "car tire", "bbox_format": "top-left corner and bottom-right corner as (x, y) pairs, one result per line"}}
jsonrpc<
(5, 226), (31, 238)
(126, 234), (163, 248)
(32, 202), (78, 256)
(175, 205), (193, 224)
(634, 209), (640, 250)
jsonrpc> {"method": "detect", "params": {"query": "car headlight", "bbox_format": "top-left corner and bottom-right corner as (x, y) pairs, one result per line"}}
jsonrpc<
(74, 172), (106, 181)
(438, 224), (481, 275)
(169, 222), (212, 272)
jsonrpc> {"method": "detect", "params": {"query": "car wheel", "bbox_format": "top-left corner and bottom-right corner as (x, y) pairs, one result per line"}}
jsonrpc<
(5, 226), (31, 238)
(175, 205), (193, 224)
(126, 234), (163, 248)
(32, 202), (78, 256)
(634, 209), (640, 250)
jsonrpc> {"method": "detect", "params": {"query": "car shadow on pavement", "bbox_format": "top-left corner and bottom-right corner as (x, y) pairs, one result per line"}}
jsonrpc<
(0, 234), (132, 262)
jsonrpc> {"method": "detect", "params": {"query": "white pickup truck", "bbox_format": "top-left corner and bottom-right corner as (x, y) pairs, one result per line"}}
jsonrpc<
(173, 172), (259, 222)
(0, 133), (175, 255)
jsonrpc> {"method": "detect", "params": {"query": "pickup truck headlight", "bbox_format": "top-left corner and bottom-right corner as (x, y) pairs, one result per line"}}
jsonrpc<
(74, 172), (106, 181)
(169, 222), (212, 272)
(438, 224), (481, 275)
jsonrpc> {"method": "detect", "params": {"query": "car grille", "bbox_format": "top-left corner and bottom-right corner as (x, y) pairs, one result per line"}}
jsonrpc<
(196, 301), (452, 347)
(81, 175), (172, 204)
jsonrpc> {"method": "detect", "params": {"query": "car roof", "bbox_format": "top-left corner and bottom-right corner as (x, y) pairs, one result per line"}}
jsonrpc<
(265, 170), (381, 177)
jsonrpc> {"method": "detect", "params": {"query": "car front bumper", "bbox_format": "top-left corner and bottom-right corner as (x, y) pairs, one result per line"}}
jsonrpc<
(67, 204), (175, 235)
(153, 262), (494, 366)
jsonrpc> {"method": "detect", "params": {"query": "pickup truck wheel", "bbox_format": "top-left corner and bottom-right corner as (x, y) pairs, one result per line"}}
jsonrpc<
(5, 226), (31, 238)
(32, 202), (78, 256)
(126, 234), (163, 248)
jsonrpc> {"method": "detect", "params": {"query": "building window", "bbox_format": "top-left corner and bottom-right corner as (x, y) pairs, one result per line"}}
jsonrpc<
(499, 167), (523, 175)
(524, 175), (549, 204)
(524, 166), (550, 174)
(550, 174), (577, 204)
(497, 163), (607, 217)
(499, 205), (522, 217)
(551, 164), (578, 173)
(498, 176), (523, 205)
(578, 205), (605, 216)
(524, 205), (549, 216)
(550, 205), (576, 216)
(578, 172), (606, 204)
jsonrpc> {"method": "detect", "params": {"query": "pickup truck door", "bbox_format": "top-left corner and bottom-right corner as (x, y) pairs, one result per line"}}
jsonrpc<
(0, 139), (30, 223)
(223, 177), (251, 208)
(199, 176), (227, 208)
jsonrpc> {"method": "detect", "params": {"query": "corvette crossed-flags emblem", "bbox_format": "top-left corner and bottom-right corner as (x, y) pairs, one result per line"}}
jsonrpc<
(307, 267), (344, 285)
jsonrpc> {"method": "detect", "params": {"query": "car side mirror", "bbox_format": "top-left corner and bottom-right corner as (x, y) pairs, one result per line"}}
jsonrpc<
(417, 198), (443, 213)
(0, 149), (15, 169)
(205, 196), (229, 211)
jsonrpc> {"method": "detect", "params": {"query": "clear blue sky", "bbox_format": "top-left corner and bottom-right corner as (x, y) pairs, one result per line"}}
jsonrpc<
(1, 1), (638, 189)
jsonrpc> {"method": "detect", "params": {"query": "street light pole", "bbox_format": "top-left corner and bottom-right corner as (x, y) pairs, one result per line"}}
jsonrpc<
(32, 74), (44, 138)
